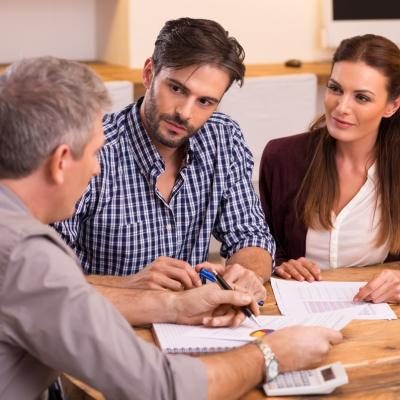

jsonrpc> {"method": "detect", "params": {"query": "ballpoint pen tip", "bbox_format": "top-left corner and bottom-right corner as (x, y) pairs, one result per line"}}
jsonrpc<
(251, 315), (263, 327)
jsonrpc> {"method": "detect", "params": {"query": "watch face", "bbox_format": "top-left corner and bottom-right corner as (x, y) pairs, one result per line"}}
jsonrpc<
(268, 359), (279, 380)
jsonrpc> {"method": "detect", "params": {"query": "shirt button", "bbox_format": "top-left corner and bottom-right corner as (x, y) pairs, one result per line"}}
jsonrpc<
(166, 224), (172, 231)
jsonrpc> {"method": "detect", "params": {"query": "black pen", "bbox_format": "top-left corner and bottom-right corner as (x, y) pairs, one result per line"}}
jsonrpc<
(212, 270), (262, 327)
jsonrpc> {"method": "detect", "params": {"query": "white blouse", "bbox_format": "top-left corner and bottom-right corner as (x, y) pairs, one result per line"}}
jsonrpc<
(305, 163), (389, 269)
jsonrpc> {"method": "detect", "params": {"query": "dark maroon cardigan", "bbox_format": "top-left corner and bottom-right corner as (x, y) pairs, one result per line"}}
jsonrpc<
(259, 132), (399, 266)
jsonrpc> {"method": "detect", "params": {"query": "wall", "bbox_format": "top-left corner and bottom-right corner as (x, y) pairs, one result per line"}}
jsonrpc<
(0, 0), (333, 66)
(0, 0), (97, 63)
(96, 0), (130, 66)
(128, 0), (333, 68)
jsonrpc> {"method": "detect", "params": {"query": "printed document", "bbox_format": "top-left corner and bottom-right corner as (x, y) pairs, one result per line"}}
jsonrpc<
(271, 278), (397, 320)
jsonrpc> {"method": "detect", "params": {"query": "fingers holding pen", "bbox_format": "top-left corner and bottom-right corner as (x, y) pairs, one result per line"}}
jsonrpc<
(202, 288), (258, 327)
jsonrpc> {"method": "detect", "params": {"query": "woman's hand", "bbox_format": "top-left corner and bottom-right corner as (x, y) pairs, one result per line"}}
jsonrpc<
(353, 269), (400, 303)
(275, 257), (321, 282)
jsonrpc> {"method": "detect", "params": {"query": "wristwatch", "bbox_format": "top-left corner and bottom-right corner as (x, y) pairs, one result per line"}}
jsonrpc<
(253, 338), (279, 383)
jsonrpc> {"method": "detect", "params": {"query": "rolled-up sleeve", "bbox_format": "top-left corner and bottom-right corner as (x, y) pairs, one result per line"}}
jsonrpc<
(213, 127), (276, 263)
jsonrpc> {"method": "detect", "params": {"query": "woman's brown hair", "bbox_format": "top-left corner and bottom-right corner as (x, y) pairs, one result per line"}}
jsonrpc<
(297, 34), (400, 253)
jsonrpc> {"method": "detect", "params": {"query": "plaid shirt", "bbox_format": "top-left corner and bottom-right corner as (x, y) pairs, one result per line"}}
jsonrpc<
(54, 99), (275, 275)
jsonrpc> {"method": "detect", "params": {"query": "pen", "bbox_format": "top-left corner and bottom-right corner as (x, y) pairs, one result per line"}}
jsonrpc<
(199, 268), (217, 283)
(199, 268), (262, 327)
(199, 269), (265, 306)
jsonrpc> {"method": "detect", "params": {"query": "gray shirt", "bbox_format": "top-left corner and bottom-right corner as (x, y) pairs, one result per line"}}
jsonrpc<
(0, 185), (207, 400)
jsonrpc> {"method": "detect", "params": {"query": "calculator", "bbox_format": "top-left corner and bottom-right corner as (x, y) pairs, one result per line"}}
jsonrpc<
(263, 362), (348, 396)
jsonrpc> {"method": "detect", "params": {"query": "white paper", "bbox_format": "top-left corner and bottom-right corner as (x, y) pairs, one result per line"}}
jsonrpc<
(180, 309), (358, 342)
(153, 322), (247, 353)
(153, 309), (357, 349)
(271, 278), (397, 320)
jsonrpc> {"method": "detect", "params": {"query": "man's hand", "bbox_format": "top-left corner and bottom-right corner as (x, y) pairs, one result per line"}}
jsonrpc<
(265, 326), (343, 372)
(275, 257), (321, 282)
(126, 256), (201, 290)
(195, 262), (267, 303)
(173, 284), (259, 327)
(353, 269), (400, 303)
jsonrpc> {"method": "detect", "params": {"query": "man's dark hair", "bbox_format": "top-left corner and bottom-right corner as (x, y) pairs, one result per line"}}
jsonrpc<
(152, 18), (245, 89)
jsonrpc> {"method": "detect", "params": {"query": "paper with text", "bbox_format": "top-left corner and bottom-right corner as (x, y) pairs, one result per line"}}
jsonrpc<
(271, 278), (397, 320)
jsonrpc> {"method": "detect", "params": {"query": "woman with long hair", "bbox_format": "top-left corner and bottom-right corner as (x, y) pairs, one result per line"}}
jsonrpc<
(259, 34), (400, 302)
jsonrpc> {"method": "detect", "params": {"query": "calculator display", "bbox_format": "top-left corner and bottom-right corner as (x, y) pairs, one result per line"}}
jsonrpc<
(321, 367), (335, 381)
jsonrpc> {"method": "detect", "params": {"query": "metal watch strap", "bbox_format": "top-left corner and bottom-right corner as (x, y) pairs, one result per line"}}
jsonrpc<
(253, 338), (279, 383)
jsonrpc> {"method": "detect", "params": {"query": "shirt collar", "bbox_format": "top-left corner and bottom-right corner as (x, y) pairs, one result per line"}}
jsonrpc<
(367, 162), (377, 185)
(0, 184), (30, 214)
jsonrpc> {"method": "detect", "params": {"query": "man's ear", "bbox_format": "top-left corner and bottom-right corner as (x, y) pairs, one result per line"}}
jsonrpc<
(383, 96), (400, 118)
(47, 144), (71, 185)
(142, 58), (154, 89)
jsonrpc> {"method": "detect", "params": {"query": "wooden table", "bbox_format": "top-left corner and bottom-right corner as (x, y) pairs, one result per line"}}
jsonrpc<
(66, 262), (400, 399)
(248, 263), (400, 399)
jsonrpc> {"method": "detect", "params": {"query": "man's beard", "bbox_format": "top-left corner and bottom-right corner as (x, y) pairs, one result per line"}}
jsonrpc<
(143, 86), (197, 148)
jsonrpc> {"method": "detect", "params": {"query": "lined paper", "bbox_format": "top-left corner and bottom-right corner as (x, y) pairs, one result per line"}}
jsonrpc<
(152, 323), (247, 353)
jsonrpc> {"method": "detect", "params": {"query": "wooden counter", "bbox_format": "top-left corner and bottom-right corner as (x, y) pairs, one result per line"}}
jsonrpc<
(85, 61), (331, 83)
(87, 61), (331, 98)
(0, 60), (331, 100)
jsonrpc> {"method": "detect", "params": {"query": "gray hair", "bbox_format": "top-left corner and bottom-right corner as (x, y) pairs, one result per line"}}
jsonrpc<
(0, 56), (111, 178)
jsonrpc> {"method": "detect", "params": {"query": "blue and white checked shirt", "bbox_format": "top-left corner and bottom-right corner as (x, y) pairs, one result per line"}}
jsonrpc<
(54, 99), (275, 275)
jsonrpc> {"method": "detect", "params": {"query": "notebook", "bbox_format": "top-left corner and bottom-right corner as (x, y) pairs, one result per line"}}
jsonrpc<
(152, 323), (247, 354)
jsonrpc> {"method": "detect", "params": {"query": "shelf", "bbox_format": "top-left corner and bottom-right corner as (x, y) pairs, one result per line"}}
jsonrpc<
(0, 60), (331, 101)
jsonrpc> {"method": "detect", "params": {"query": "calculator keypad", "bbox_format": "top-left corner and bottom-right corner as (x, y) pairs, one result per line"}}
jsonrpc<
(268, 370), (314, 389)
